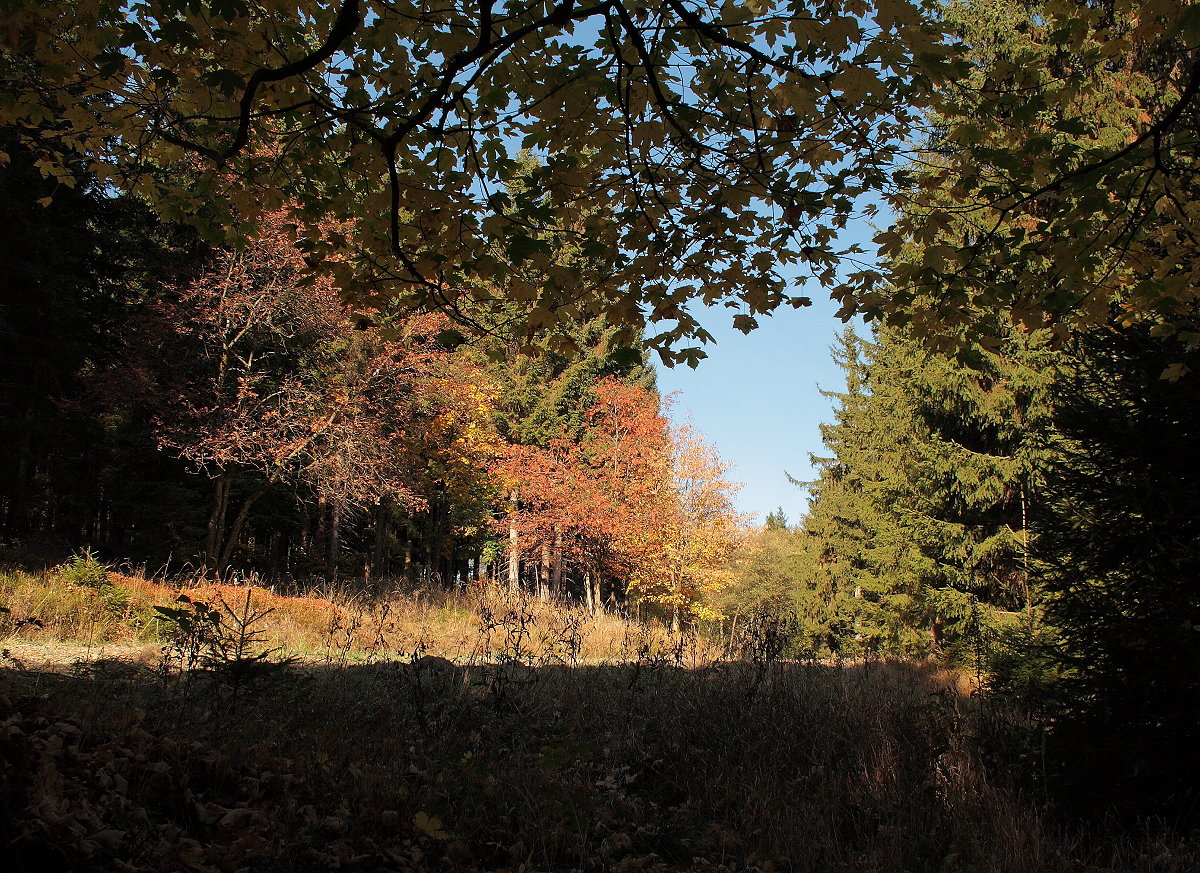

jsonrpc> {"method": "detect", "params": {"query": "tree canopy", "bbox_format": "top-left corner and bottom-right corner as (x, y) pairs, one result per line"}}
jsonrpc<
(6, 0), (1199, 355)
(2, 0), (949, 362)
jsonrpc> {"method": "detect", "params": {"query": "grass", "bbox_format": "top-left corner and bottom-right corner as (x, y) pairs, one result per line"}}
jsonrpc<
(1, 562), (1195, 873)
(0, 562), (692, 664)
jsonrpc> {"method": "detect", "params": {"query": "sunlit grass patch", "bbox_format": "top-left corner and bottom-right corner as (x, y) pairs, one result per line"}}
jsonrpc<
(0, 562), (699, 667)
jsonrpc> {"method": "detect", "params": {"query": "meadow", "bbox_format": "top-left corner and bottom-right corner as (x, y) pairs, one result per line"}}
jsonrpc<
(0, 560), (1194, 873)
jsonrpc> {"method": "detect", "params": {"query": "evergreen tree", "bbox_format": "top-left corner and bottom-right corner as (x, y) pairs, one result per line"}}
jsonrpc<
(871, 320), (1060, 657)
(797, 329), (925, 655)
(763, 508), (789, 532)
(1038, 325), (1200, 808)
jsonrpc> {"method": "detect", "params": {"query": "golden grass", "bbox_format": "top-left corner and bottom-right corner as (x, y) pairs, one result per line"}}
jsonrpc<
(0, 565), (704, 664)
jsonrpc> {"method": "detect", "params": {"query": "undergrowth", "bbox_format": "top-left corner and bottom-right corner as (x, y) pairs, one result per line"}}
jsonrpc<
(0, 561), (678, 662)
(0, 563), (1194, 873)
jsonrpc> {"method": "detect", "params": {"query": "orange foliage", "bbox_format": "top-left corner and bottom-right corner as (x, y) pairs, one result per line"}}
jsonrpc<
(495, 379), (745, 617)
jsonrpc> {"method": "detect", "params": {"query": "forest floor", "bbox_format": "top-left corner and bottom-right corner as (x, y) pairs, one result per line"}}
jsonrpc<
(1, 566), (1196, 873)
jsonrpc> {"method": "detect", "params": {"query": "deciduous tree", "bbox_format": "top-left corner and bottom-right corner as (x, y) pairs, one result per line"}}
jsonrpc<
(1, 0), (955, 359)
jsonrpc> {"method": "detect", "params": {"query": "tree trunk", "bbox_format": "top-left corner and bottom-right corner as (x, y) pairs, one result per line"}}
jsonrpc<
(218, 483), (268, 570)
(371, 502), (388, 579)
(539, 540), (551, 600)
(551, 528), (564, 598)
(328, 500), (341, 567)
(445, 536), (457, 588)
(1020, 482), (1034, 624)
(314, 494), (327, 563)
(402, 525), (413, 583)
(6, 383), (38, 538)
(584, 570), (594, 614)
(422, 499), (437, 585)
(267, 530), (281, 581)
(205, 472), (231, 570)
(507, 491), (520, 591)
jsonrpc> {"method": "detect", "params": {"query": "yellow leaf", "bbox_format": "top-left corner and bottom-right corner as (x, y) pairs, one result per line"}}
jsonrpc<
(1160, 362), (1190, 382)
(414, 811), (449, 839)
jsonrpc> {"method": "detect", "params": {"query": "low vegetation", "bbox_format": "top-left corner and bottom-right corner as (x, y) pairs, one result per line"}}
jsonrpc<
(2, 562), (1195, 873)
(0, 558), (679, 666)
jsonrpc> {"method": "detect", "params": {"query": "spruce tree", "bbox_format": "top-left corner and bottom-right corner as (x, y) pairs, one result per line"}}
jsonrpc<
(1038, 325), (1200, 808)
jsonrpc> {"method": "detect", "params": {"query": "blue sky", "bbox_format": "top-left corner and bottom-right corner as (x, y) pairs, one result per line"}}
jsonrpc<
(657, 294), (853, 528)
(655, 205), (880, 528)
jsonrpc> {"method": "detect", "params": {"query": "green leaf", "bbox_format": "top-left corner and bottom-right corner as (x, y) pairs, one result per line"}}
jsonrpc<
(506, 234), (552, 265)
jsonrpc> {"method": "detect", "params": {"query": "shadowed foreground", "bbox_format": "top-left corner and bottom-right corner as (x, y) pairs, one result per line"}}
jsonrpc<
(1, 655), (1193, 873)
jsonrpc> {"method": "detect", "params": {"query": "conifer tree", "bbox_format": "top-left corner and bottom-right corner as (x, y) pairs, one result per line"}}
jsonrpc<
(869, 321), (1060, 656)
(1038, 325), (1200, 806)
(798, 328), (924, 654)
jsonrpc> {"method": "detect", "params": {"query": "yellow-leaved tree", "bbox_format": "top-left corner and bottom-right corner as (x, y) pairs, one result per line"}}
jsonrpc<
(630, 423), (747, 629)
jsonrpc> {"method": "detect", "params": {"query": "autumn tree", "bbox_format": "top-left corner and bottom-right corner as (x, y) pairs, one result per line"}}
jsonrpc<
(722, 521), (809, 624)
(630, 423), (746, 628)
(10, 1), (1200, 353)
(137, 210), (494, 573)
(494, 378), (673, 606)
(493, 377), (743, 619)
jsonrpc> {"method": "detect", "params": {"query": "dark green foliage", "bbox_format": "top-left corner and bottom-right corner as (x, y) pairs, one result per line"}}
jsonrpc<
(483, 315), (655, 449)
(0, 128), (208, 561)
(1038, 325), (1200, 810)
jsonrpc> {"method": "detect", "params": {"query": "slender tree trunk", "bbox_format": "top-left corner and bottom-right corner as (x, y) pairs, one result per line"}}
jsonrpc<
(551, 528), (563, 598)
(314, 494), (327, 564)
(424, 500), (437, 585)
(539, 541), (551, 600)
(267, 530), (281, 581)
(507, 491), (520, 591)
(402, 525), (413, 584)
(584, 570), (594, 614)
(1020, 482), (1034, 624)
(608, 577), (622, 610)
(205, 472), (231, 570)
(7, 385), (38, 537)
(219, 484), (268, 570)
(328, 501), (341, 567)
(371, 502), (388, 580)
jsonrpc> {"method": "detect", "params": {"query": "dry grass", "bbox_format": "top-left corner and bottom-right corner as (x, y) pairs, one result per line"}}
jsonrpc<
(0, 564), (700, 664)
(3, 652), (1193, 873)
(1, 563), (1194, 873)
